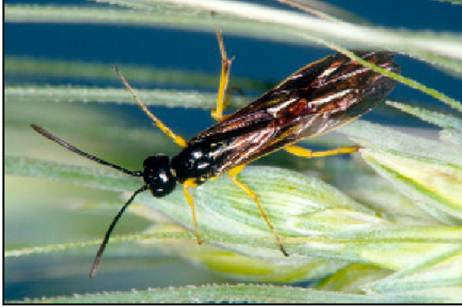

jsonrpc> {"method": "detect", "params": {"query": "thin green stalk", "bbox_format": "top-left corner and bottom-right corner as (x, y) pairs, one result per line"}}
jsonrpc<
(16, 284), (438, 303)
(5, 56), (268, 91)
(386, 100), (462, 131)
(316, 40), (462, 113)
(5, 231), (191, 258)
(5, 85), (249, 109)
(6, 3), (462, 78)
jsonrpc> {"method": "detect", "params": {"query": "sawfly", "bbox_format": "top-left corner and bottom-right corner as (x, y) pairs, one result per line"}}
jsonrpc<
(32, 33), (399, 277)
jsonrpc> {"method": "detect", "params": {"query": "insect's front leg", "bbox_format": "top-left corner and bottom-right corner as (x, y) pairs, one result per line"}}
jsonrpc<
(284, 144), (360, 158)
(211, 31), (233, 122)
(227, 165), (289, 257)
(114, 67), (188, 148)
(182, 179), (204, 245)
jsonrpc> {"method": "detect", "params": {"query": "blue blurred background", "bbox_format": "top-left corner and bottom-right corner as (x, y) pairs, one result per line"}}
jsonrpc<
(6, 0), (462, 135)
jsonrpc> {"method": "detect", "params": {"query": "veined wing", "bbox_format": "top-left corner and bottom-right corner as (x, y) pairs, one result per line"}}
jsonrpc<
(187, 51), (399, 175)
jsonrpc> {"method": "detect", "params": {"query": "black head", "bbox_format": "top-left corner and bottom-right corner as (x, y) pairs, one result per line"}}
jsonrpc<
(143, 154), (176, 197)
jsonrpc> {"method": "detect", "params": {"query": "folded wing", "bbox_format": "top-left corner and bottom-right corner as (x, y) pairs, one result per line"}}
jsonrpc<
(188, 51), (399, 175)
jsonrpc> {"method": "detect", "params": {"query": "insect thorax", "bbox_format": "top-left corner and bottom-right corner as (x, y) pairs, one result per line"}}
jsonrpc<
(171, 141), (223, 184)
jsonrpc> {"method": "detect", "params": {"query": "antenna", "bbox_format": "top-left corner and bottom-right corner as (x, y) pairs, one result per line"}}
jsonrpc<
(89, 185), (147, 278)
(31, 124), (142, 177)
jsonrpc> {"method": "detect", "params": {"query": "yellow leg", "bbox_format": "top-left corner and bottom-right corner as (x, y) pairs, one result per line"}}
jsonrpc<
(211, 31), (232, 122)
(183, 179), (204, 245)
(228, 165), (289, 256)
(284, 145), (360, 158)
(114, 66), (187, 148)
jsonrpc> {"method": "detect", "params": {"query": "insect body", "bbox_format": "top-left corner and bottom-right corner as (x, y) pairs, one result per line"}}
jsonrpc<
(175, 51), (398, 181)
(32, 33), (398, 278)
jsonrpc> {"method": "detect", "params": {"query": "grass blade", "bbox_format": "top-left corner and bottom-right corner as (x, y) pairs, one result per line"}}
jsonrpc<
(342, 120), (462, 167)
(6, 156), (462, 271)
(6, 3), (462, 78)
(385, 100), (462, 132)
(361, 148), (462, 223)
(316, 263), (391, 293)
(5, 231), (190, 257)
(7, 3), (462, 111)
(342, 121), (462, 223)
(5, 56), (268, 91)
(5, 85), (249, 109)
(367, 246), (462, 293)
(14, 283), (440, 303)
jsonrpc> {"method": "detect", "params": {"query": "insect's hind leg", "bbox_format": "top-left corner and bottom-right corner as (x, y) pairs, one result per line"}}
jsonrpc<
(284, 144), (360, 158)
(228, 165), (289, 257)
(114, 67), (188, 148)
(182, 179), (204, 245)
(211, 31), (233, 122)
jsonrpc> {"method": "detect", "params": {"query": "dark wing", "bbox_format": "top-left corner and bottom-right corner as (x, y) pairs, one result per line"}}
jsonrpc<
(188, 51), (399, 175)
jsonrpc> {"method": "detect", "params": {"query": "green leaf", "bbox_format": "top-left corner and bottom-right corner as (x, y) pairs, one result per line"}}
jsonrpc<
(138, 224), (347, 283)
(322, 43), (462, 112)
(96, 1), (462, 112)
(316, 263), (392, 293)
(440, 129), (462, 146)
(5, 56), (268, 91)
(339, 175), (440, 225)
(7, 3), (462, 112)
(341, 120), (462, 167)
(6, 2), (462, 79)
(366, 246), (462, 293)
(342, 121), (462, 224)
(385, 100), (462, 132)
(360, 148), (462, 224)
(5, 85), (249, 109)
(14, 283), (440, 303)
(434, 0), (462, 5)
(4, 231), (190, 257)
(6, 156), (462, 272)
(276, 0), (366, 23)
